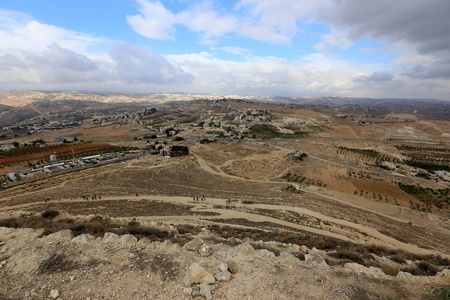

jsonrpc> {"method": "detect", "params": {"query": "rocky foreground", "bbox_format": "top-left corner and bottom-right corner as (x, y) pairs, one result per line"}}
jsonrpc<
(0, 225), (449, 300)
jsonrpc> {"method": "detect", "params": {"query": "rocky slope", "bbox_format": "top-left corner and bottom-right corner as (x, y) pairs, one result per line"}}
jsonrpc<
(1, 225), (449, 300)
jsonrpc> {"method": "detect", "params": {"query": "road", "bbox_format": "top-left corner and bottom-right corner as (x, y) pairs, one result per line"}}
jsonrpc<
(50, 135), (450, 186)
(267, 143), (450, 186)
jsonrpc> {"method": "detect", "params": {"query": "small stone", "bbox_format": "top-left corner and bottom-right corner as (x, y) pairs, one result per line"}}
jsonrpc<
(219, 263), (228, 272)
(199, 244), (214, 257)
(50, 289), (60, 299)
(305, 252), (328, 268)
(438, 269), (450, 277)
(183, 263), (215, 286)
(215, 271), (231, 282)
(227, 261), (239, 274)
(183, 287), (193, 295)
(47, 230), (73, 240)
(184, 237), (204, 251)
(279, 252), (296, 259)
(199, 283), (215, 300)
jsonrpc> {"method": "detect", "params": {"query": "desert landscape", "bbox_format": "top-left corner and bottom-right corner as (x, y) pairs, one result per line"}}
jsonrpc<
(0, 93), (449, 299)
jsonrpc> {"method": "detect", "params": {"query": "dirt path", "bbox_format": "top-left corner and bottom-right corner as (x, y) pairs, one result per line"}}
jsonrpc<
(191, 147), (419, 228)
(1, 194), (446, 257)
(191, 150), (275, 183)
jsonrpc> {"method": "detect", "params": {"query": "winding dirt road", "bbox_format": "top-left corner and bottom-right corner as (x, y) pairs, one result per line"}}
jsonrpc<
(1, 194), (446, 257)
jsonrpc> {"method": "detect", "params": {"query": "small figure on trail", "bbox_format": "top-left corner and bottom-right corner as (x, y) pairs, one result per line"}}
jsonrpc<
(196, 196), (199, 202)
(193, 196), (195, 202)
(99, 195), (102, 200)
(58, 197), (61, 201)
(226, 197), (231, 208)
(136, 192), (138, 197)
(44, 198), (47, 203)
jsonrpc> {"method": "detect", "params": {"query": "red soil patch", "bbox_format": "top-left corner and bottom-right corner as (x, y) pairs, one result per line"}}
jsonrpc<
(0, 143), (108, 165)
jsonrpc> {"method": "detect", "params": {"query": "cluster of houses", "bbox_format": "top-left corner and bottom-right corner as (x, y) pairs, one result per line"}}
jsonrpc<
(380, 160), (450, 182)
(335, 114), (414, 126)
(1, 110), (90, 136)
(3, 152), (127, 185)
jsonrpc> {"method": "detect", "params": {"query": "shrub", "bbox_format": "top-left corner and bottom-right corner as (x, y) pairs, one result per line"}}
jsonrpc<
(38, 247), (75, 273)
(41, 210), (60, 219)
(390, 255), (407, 264)
(380, 263), (399, 276)
(431, 287), (450, 300)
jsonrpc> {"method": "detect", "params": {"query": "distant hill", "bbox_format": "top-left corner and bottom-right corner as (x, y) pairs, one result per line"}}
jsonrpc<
(0, 100), (110, 127)
(0, 103), (12, 112)
(0, 90), (449, 120)
(287, 97), (450, 120)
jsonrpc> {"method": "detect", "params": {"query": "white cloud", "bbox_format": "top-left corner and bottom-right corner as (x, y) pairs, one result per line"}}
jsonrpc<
(0, 11), (100, 55)
(323, 29), (352, 49)
(109, 44), (193, 84)
(127, 0), (177, 40)
(313, 42), (338, 56)
(211, 46), (251, 55)
(353, 72), (394, 83)
(127, 0), (299, 44)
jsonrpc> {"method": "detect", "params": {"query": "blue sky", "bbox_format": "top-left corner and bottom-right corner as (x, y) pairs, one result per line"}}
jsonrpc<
(0, 0), (449, 100)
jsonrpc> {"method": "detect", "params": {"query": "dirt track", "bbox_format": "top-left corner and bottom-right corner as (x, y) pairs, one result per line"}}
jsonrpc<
(2, 194), (446, 258)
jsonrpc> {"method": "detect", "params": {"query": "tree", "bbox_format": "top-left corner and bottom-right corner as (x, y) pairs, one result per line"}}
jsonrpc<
(73, 136), (78, 142)
(12, 141), (19, 148)
(171, 145), (189, 156)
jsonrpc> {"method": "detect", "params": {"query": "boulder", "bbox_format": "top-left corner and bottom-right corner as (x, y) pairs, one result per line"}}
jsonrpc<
(183, 263), (215, 286)
(120, 234), (137, 246)
(71, 234), (95, 244)
(102, 232), (121, 243)
(184, 237), (204, 251)
(233, 243), (255, 256)
(305, 252), (328, 268)
(47, 230), (73, 241)
(344, 262), (366, 274)
(396, 271), (413, 280)
(256, 249), (275, 258)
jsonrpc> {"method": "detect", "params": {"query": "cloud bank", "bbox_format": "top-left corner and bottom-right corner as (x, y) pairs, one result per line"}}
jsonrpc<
(0, 1), (449, 100)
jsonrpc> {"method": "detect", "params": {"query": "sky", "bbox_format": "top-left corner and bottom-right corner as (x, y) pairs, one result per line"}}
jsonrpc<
(0, 0), (449, 100)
